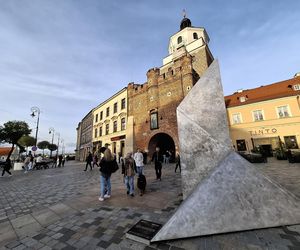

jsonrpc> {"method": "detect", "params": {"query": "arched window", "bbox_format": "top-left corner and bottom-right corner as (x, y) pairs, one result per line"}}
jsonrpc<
(177, 36), (182, 44)
(193, 32), (198, 39)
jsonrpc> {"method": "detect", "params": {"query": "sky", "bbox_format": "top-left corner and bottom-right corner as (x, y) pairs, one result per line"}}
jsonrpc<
(0, 0), (299, 153)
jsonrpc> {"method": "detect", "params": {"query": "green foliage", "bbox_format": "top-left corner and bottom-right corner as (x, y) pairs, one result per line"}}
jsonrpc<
(48, 143), (58, 152)
(18, 135), (36, 147)
(37, 141), (50, 150)
(0, 121), (31, 144)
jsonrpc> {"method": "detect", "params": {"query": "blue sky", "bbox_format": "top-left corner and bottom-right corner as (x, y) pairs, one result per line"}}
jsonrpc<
(0, 0), (299, 153)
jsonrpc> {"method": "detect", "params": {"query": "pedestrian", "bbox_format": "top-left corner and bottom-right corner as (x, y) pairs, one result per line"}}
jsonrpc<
(84, 152), (93, 171)
(165, 150), (171, 164)
(152, 147), (163, 180)
(1, 158), (12, 177)
(93, 154), (99, 168)
(99, 148), (116, 201)
(62, 155), (65, 167)
(28, 153), (34, 171)
(124, 152), (135, 197)
(175, 152), (181, 173)
(133, 148), (144, 175)
(23, 155), (31, 173)
(58, 155), (63, 167)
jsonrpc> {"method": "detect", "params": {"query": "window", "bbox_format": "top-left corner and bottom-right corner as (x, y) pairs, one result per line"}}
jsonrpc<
(253, 110), (264, 121)
(193, 32), (198, 39)
(100, 111), (103, 120)
(150, 112), (158, 130)
(277, 106), (289, 118)
(99, 126), (102, 136)
(113, 102), (118, 113)
(236, 139), (247, 151)
(284, 136), (298, 149)
(121, 118), (126, 131)
(113, 121), (117, 132)
(121, 98), (126, 109)
(177, 36), (182, 44)
(232, 113), (242, 124)
(94, 128), (98, 138)
(95, 114), (98, 123)
(105, 123), (109, 135)
(106, 107), (110, 117)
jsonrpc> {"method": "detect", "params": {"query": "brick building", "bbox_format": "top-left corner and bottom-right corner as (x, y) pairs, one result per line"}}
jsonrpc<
(125, 16), (214, 159)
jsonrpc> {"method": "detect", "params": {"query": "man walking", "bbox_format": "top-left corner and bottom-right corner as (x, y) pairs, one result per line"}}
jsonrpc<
(84, 152), (93, 171)
(133, 148), (144, 175)
(152, 147), (163, 180)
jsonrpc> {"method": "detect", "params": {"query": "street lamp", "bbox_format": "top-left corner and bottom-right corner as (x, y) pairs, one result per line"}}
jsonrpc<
(49, 127), (55, 158)
(30, 106), (40, 147)
(56, 132), (60, 156)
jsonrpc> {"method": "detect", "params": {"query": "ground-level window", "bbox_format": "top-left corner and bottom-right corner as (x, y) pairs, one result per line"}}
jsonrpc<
(232, 113), (242, 124)
(284, 136), (298, 149)
(253, 110), (264, 121)
(236, 139), (247, 151)
(277, 105), (290, 118)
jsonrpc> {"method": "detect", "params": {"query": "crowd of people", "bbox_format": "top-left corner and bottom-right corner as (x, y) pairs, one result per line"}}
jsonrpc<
(85, 146), (181, 202)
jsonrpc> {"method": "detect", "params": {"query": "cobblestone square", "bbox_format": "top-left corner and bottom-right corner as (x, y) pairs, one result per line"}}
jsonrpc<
(0, 160), (299, 249)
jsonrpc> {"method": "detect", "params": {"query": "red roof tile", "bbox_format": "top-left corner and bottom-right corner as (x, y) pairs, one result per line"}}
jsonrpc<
(0, 147), (12, 156)
(225, 77), (300, 108)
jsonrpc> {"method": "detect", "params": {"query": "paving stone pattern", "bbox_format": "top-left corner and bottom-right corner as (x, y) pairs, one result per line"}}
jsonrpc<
(0, 160), (299, 249)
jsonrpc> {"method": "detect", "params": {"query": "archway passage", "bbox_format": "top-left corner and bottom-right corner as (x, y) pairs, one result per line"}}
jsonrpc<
(148, 133), (176, 162)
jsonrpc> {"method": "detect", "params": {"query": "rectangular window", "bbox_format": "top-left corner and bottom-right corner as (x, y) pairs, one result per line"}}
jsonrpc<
(121, 98), (126, 109)
(150, 112), (159, 130)
(284, 136), (298, 149)
(94, 128), (98, 138)
(106, 107), (110, 117)
(236, 139), (247, 151)
(121, 118), (126, 131)
(232, 113), (242, 124)
(105, 123), (109, 135)
(99, 126), (102, 137)
(100, 111), (103, 120)
(113, 121), (117, 132)
(253, 110), (264, 121)
(113, 102), (118, 113)
(277, 105), (290, 118)
(95, 114), (98, 123)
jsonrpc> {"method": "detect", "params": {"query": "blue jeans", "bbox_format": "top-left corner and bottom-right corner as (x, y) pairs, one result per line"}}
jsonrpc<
(125, 176), (134, 195)
(100, 175), (111, 198)
(136, 166), (144, 175)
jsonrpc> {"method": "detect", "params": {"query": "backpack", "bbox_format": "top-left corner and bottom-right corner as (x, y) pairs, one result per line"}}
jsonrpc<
(110, 160), (119, 173)
(137, 174), (147, 190)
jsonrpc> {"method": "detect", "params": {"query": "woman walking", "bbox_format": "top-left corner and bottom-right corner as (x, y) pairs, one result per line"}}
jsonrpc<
(124, 152), (136, 197)
(99, 148), (115, 201)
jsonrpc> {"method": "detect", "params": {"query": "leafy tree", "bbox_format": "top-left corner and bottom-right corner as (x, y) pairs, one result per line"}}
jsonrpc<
(37, 141), (50, 156)
(0, 121), (31, 160)
(18, 135), (36, 153)
(48, 143), (58, 156)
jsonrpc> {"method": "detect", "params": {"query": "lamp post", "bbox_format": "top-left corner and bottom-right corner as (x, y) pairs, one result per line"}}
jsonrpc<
(56, 132), (60, 157)
(30, 107), (40, 147)
(49, 127), (55, 158)
(61, 139), (64, 155)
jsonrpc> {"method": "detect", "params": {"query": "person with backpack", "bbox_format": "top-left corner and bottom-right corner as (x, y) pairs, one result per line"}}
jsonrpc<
(124, 152), (136, 197)
(99, 148), (118, 201)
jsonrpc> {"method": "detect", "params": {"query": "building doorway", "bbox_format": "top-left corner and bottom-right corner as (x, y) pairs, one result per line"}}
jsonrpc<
(148, 133), (175, 162)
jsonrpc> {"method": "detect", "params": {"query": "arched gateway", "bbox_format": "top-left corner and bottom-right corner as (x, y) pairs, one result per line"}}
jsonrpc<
(148, 133), (176, 162)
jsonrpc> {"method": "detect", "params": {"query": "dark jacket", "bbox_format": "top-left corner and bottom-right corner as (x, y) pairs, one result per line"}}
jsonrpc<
(152, 151), (163, 165)
(99, 158), (114, 176)
(86, 153), (93, 163)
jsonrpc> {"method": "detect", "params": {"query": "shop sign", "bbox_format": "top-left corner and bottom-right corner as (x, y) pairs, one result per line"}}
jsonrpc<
(248, 128), (277, 136)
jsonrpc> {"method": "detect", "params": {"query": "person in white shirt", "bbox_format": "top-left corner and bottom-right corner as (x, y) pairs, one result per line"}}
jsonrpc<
(133, 148), (144, 175)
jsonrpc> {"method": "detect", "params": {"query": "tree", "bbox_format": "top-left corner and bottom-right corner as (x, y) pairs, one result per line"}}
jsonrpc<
(37, 141), (50, 156)
(0, 121), (31, 160)
(18, 135), (36, 153)
(48, 144), (58, 157)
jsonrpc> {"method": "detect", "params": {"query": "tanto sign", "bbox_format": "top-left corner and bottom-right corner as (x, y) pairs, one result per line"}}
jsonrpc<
(248, 128), (277, 136)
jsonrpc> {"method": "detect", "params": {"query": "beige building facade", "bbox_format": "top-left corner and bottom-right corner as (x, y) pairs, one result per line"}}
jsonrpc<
(225, 75), (300, 155)
(92, 88), (127, 157)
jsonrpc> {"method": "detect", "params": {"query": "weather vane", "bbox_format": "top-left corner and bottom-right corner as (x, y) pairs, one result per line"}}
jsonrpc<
(182, 9), (187, 18)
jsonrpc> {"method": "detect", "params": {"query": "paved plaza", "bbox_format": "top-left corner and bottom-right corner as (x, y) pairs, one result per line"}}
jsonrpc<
(0, 159), (299, 249)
